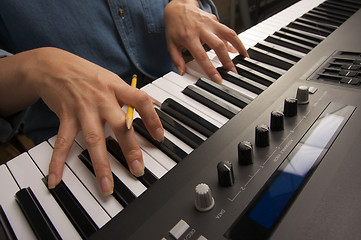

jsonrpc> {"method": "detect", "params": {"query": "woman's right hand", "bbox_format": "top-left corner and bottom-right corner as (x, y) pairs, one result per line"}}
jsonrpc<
(0, 47), (164, 194)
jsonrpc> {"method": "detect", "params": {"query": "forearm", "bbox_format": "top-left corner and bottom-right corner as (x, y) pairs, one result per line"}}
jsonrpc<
(0, 49), (41, 117)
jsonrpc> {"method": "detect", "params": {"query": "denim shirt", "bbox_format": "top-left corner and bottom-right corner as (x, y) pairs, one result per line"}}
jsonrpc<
(0, 0), (218, 144)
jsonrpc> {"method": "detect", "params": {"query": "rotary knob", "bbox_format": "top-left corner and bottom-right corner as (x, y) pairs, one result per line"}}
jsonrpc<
(238, 140), (253, 165)
(283, 98), (298, 117)
(296, 85), (309, 104)
(270, 110), (284, 131)
(255, 124), (270, 147)
(194, 183), (215, 212)
(217, 161), (235, 187)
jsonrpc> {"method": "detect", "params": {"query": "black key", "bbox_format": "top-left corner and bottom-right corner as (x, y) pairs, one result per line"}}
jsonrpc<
(78, 150), (136, 207)
(288, 21), (331, 37)
(105, 137), (157, 187)
(327, 0), (360, 10)
(218, 67), (267, 94)
(15, 187), (61, 240)
(314, 6), (351, 19)
(321, 2), (357, 15)
(160, 98), (218, 137)
(255, 41), (301, 62)
(265, 35), (312, 54)
(195, 77), (251, 109)
(247, 47), (294, 70)
(295, 17), (337, 32)
(232, 55), (283, 79)
(303, 12), (343, 26)
(273, 30), (318, 48)
(342, 0), (361, 8)
(42, 178), (98, 239)
(0, 205), (17, 240)
(155, 108), (204, 149)
(281, 26), (325, 43)
(235, 63), (276, 86)
(311, 7), (348, 21)
(133, 118), (188, 163)
(182, 85), (238, 118)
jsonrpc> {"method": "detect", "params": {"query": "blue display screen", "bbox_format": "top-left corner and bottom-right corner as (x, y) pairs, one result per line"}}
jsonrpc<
(248, 113), (345, 229)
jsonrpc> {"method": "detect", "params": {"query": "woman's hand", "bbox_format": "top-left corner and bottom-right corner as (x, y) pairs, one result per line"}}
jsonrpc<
(164, 0), (248, 83)
(1, 47), (164, 194)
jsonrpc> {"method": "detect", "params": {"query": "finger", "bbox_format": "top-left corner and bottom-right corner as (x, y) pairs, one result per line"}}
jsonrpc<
(102, 104), (145, 177)
(48, 117), (78, 189)
(167, 41), (186, 76)
(225, 41), (238, 53)
(202, 31), (237, 73)
(115, 85), (164, 142)
(187, 40), (223, 83)
(80, 113), (113, 195)
(217, 25), (249, 58)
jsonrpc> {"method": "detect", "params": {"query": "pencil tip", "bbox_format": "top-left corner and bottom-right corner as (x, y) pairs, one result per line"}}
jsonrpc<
(126, 118), (133, 130)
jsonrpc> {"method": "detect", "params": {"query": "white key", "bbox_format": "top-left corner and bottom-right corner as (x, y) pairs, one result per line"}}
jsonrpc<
(48, 136), (123, 218)
(163, 71), (197, 87)
(103, 124), (168, 180)
(134, 131), (176, 171)
(0, 165), (36, 240)
(152, 78), (228, 125)
(7, 153), (82, 240)
(141, 83), (223, 128)
(164, 128), (193, 154)
(28, 141), (111, 228)
(153, 104), (207, 142)
(142, 150), (168, 179)
(107, 152), (147, 197)
(74, 131), (148, 197)
(131, 111), (194, 155)
(161, 75), (242, 112)
(181, 59), (259, 101)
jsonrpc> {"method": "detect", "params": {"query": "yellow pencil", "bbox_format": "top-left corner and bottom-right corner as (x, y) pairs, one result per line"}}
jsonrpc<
(125, 74), (137, 130)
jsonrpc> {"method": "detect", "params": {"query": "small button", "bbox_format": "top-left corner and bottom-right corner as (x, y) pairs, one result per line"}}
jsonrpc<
(308, 87), (318, 94)
(198, 236), (208, 240)
(169, 219), (190, 239)
(118, 8), (125, 18)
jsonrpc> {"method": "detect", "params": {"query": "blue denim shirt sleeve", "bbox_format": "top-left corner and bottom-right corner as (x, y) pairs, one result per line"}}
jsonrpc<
(0, 49), (26, 143)
(198, 0), (219, 18)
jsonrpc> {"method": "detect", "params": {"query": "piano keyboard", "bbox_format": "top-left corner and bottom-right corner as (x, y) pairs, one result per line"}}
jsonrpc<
(1, 0), (360, 239)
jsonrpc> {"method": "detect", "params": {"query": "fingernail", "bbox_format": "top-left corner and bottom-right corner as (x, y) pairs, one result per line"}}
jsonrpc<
(48, 173), (56, 189)
(100, 176), (113, 195)
(130, 160), (144, 177)
(231, 66), (237, 74)
(177, 66), (184, 75)
(155, 127), (164, 142)
(211, 74), (223, 84)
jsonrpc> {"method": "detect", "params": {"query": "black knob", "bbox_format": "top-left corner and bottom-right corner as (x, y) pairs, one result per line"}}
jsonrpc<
(284, 98), (298, 117)
(217, 161), (235, 187)
(255, 124), (269, 147)
(270, 110), (284, 131)
(238, 141), (253, 165)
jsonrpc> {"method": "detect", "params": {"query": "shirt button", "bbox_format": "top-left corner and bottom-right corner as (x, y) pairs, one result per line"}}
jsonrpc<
(118, 8), (125, 18)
